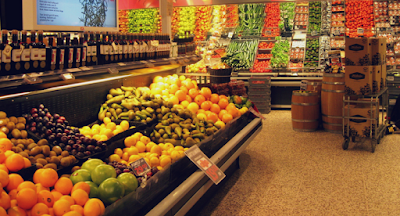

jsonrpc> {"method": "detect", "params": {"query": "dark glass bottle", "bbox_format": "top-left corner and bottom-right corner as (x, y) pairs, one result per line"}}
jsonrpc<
(86, 32), (94, 66)
(10, 30), (22, 74)
(46, 37), (57, 71)
(109, 32), (115, 63)
(55, 34), (65, 70)
(20, 30), (31, 73)
(29, 31), (40, 72)
(120, 33), (127, 62)
(73, 38), (82, 68)
(133, 34), (139, 61)
(98, 32), (105, 65)
(92, 32), (99, 65)
(37, 30), (47, 71)
(65, 37), (74, 68)
(127, 33), (133, 62)
(1, 30), (10, 75)
(81, 32), (87, 67)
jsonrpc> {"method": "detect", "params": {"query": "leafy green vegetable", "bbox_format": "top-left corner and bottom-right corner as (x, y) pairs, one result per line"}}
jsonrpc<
(308, 2), (321, 34)
(304, 38), (319, 67)
(271, 37), (290, 68)
(236, 4), (265, 36)
(279, 3), (295, 31)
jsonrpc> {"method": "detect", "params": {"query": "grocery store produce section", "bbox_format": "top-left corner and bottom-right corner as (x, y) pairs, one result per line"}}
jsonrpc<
(0, 69), (262, 215)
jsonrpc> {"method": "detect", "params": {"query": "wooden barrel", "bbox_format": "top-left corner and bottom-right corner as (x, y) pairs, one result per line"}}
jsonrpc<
(291, 91), (320, 132)
(321, 73), (345, 133)
(306, 80), (322, 96)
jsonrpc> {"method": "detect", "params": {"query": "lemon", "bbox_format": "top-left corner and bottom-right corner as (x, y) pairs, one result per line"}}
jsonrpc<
(160, 156), (172, 167)
(103, 117), (111, 124)
(122, 152), (129, 161)
(140, 136), (150, 145)
(146, 142), (156, 152)
(174, 146), (184, 151)
(129, 155), (141, 162)
(136, 141), (146, 153)
(109, 154), (120, 162)
(170, 150), (180, 162)
(127, 147), (139, 156)
(150, 145), (162, 156)
(114, 148), (123, 157)
(150, 157), (160, 167)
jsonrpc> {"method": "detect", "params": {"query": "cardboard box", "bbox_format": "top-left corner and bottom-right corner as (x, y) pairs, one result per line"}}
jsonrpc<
(344, 104), (377, 138)
(372, 65), (381, 94)
(370, 37), (387, 65)
(345, 38), (371, 66)
(381, 64), (387, 88)
(345, 66), (374, 95)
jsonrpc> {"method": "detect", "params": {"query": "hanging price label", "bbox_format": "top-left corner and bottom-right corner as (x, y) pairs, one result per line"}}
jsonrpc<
(228, 32), (234, 38)
(185, 145), (225, 185)
(60, 73), (75, 81)
(357, 28), (364, 34)
(130, 158), (151, 176)
(117, 62), (127, 66)
(387, 76), (395, 81)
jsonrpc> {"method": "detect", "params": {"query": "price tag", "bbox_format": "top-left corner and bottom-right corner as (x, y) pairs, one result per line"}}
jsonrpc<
(140, 61), (148, 64)
(228, 32), (234, 38)
(334, 30), (341, 35)
(145, 63), (155, 68)
(357, 28), (364, 34)
(66, 68), (81, 73)
(23, 76), (43, 84)
(185, 145), (225, 185)
(117, 62), (127, 66)
(149, 60), (156, 63)
(107, 68), (119, 74)
(130, 158), (151, 176)
(79, 66), (92, 71)
(60, 73), (75, 81)
(387, 76), (395, 81)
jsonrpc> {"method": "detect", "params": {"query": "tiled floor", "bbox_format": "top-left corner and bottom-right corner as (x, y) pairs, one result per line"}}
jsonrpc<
(197, 111), (400, 216)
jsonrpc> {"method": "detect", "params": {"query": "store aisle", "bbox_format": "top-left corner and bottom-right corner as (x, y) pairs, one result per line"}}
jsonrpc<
(197, 111), (400, 216)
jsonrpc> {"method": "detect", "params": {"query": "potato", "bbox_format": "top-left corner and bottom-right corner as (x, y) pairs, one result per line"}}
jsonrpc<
(36, 158), (48, 166)
(0, 119), (7, 127)
(61, 151), (69, 157)
(49, 156), (60, 166)
(34, 154), (45, 160)
(71, 166), (81, 173)
(11, 129), (21, 139)
(17, 117), (26, 124)
(6, 122), (15, 131)
(18, 152), (29, 158)
(0, 112), (6, 119)
(36, 163), (43, 169)
(27, 139), (34, 144)
(0, 126), (9, 134)
(41, 145), (50, 156)
(20, 130), (27, 139)
(16, 123), (25, 130)
(57, 155), (63, 160)
(27, 143), (38, 150)
(43, 163), (57, 170)
(12, 147), (22, 153)
(16, 144), (25, 150)
(9, 117), (18, 124)
(52, 146), (62, 155)
(37, 139), (49, 146)
(29, 147), (42, 156)
(60, 157), (72, 167)
(49, 151), (57, 157)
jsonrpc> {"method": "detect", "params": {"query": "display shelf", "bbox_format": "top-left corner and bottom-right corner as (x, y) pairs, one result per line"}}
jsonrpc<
(145, 118), (262, 216)
(0, 55), (201, 90)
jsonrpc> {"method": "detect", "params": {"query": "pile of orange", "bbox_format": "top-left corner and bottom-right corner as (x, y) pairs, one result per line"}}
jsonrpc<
(0, 135), (31, 173)
(80, 118), (130, 141)
(150, 75), (242, 127)
(0, 168), (105, 216)
(109, 132), (187, 169)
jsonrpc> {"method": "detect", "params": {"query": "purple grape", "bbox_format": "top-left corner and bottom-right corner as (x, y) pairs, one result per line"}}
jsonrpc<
(73, 128), (80, 134)
(87, 145), (95, 151)
(84, 151), (91, 156)
(76, 140), (82, 145)
(52, 140), (58, 146)
(76, 152), (84, 158)
(64, 129), (70, 134)
(68, 140), (75, 145)
(71, 149), (77, 155)
(101, 143), (107, 150)
(94, 146), (102, 152)
(123, 169), (130, 173)
(83, 137), (91, 145)
(65, 145), (72, 151)
(35, 117), (43, 123)
(26, 116), (33, 122)
(59, 143), (66, 148)
(72, 144), (79, 149)
(37, 122), (43, 128)
(39, 111), (46, 117)
(30, 122), (37, 127)
(56, 133), (63, 139)
(61, 136), (68, 144)
(78, 145), (85, 152)
(116, 170), (122, 175)
(46, 129), (53, 136)
(40, 126), (47, 133)
(48, 135), (56, 141)
(96, 141), (103, 146)
(31, 108), (38, 114)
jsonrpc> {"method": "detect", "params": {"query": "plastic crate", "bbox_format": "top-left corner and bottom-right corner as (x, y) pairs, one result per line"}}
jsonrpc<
(248, 87), (271, 95)
(249, 94), (271, 103)
(249, 77), (271, 87)
(253, 101), (271, 109)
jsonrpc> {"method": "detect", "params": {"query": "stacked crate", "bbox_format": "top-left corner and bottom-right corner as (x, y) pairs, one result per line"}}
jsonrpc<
(248, 77), (271, 114)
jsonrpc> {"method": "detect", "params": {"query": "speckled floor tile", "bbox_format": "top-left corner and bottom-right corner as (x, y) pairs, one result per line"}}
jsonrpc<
(196, 111), (400, 216)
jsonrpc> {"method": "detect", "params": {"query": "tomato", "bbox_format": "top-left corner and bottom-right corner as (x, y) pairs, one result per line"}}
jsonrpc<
(98, 178), (125, 205)
(70, 169), (92, 185)
(85, 181), (100, 198)
(81, 159), (104, 173)
(117, 173), (139, 196)
(91, 164), (117, 185)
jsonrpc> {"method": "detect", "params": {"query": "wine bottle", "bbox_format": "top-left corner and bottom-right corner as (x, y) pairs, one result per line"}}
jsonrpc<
(92, 32), (99, 65)
(127, 33), (133, 62)
(1, 30), (11, 75)
(65, 37), (74, 68)
(46, 37), (57, 71)
(55, 34), (65, 70)
(121, 33), (127, 62)
(109, 32), (115, 63)
(118, 32), (124, 62)
(133, 34), (139, 61)
(86, 31), (93, 66)
(20, 30), (31, 73)
(73, 38), (82, 68)
(99, 32), (106, 65)
(37, 30), (47, 71)
(10, 30), (21, 74)
(81, 32), (87, 67)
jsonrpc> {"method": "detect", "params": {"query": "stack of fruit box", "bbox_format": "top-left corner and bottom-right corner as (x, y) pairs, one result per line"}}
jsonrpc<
(248, 77), (271, 114)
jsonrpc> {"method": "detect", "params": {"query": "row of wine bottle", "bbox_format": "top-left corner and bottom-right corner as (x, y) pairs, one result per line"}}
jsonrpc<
(0, 30), (172, 76)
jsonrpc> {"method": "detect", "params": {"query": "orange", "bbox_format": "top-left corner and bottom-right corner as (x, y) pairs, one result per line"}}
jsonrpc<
(188, 88), (199, 99)
(35, 183), (49, 193)
(219, 110), (227, 120)
(71, 182), (90, 195)
(197, 109), (205, 114)
(0, 191), (10, 210)
(38, 169), (58, 188)
(5, 154), (24, 172)
(219, 95), (228, 100)
(53, 199), (71, 216)
(185, 95), (192, 102)
(30, 203), (49, 216)
(48, 208), (54, 216)
(222, 113), (233, 123)
(207, 112), (219, 123)
(23, 158), (31, 169)
(194, 95), (205, 106)
(0, 132), (5, 138)
(16, 188), (37, 210)
(17, 181), (36, 193)
(227, 108), (238, 118)
(50, 190), (63, 202)
(71, 189), (88, 206)
(54, 177), (73, 195)
(83, 199), (104, 216)
(8, 190), (17, 200)
(183, 80), (195, 90)
(225, 103), (236, 112)
(0, 207), (4, 216)
(187, 102), (199, 114)
(93, 199), (105, 214)
(124, 136), (136, 147)
(70, 205), (83, 215)
(210, 94), (219, 104)
(60, 196), (74, 205)
(0, 151), (5, 164)
(180, 100), (190, 108)
(200, 101), (211, 111)
(7, 206), (26, 216)
(218, 98), (229, 109)
(0, 138), (12, 152)
(175, 90), (186, 102)
(4, 151), (14, 158)
(0, 170), (8, 188)
(180, 86), (188, 94)
(210, 104), (221, 114)
(179, 75), (186, 81)
(169, 84), (179, 94)
(63, 211), (82, 216)
(153, 76), (163, 83)
(169, 96), (179, 105)
(0, 164), (8, 173)
(200, 87), (212, 99)
(6, 174), (23, 192)
(37, 190), (54, 207)
(10, 199), (16, 207)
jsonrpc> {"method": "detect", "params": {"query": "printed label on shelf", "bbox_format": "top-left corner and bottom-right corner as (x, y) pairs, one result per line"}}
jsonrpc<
(185, 145), (225, 185)
(130, 158), (151, 176)
(357, 28), (364, 34)
(228, 32), (234, 38)
(79, 66), (92, 71)
(387, 76), (395, 81)
(66, 68), (81, 73)
(107, 67), (119, 74)
(60, 73), (75, 80)
(117, 62), (126, 66)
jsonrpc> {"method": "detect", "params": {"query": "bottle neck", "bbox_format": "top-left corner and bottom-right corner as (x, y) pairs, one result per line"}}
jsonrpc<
(38, 34), (43, 43)
(12, 34), (18, 44)
(2, 34), (7, 44)
(22, 34), (27, 43)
